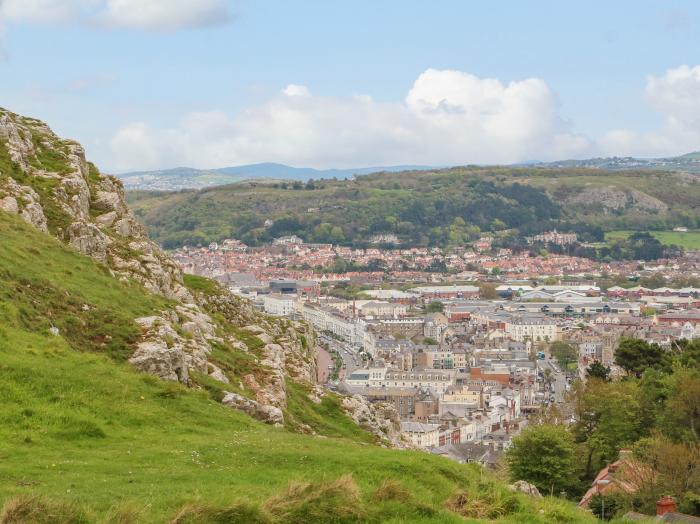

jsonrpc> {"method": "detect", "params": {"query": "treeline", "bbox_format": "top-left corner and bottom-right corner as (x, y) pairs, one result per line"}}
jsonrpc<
(238, 180), (562, 248)
(506, 338), (700, 519)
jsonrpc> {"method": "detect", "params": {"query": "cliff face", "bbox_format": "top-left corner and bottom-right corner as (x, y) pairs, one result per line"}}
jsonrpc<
(0, 108), (401, 443)
(0, 110), (189, 300)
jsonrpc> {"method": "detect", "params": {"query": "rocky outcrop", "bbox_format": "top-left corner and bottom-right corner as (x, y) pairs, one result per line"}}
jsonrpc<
(196, 290), (318, 383)
(129, 306), (228, 385)
(508, 481), (542, 498)
(189, 289), (318, 425)
(0, 109), (191, 301)
(221, 392), (284, 425)
(566, 185), (668, 213)
(341, 394), (405, 447)
(0, 177), (48, 232)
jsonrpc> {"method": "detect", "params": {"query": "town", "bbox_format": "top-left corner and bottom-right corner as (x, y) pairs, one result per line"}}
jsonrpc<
(173, 233), (700, 474)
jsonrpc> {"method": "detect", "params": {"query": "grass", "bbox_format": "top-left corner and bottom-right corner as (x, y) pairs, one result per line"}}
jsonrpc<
(284, 380), (375, 442)
(183, 273), (221, 295)
(0, 212), (168, 361)
(0, 210), (604, 522)
(605, 229), (700, 249)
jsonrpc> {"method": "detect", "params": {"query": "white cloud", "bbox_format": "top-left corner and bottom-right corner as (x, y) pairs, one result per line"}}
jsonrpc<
(108, 68), (594, 171)
(0, 0), (231, 30)
(282, 84), (311, 97)
(98, 0), (230, 30)
(601, 65), (700, 157)
(0, 0), (95, 24)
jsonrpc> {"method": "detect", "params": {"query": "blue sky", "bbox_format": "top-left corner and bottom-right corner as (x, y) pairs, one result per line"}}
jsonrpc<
(2, 0), (700, 171)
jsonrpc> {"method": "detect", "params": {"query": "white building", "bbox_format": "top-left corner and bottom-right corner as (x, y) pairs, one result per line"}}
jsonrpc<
(300, 302), (361, 346)
(262, 294), (296, 317)
(505, 316), (558, 342)
(346, 367), (455, 394)
(400, 421), (440, 448)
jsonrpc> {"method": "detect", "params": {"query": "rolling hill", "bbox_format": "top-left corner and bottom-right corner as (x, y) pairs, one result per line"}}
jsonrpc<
(126, 166), (700, 249)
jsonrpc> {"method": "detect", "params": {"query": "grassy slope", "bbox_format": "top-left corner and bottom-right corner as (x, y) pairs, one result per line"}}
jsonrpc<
(605, 229), (700, 249)
(0, 211), (603, 523)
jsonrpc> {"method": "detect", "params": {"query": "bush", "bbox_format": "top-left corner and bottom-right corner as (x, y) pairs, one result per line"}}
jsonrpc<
(589, 492), (630, 520)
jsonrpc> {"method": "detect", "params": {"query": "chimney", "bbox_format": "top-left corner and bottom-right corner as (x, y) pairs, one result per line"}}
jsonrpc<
(656, 496), (676, 517)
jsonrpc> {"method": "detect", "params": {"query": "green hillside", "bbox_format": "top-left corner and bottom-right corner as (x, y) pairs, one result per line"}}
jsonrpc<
(0, 210), (601, 523)
(605, 229), (700, 250)
(126, 166), (700, 249)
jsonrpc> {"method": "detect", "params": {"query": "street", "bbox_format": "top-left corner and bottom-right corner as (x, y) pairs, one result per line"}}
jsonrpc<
(538, 358), (568, 404)
(318, 333), (361, 381)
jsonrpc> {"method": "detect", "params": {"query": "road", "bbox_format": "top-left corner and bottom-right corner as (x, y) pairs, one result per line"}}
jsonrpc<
(318, 333), (361, 380)
(538, 358), (568, 404)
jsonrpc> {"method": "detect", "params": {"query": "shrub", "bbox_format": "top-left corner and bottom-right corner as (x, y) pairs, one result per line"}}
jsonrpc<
(589, 492), (631, 521)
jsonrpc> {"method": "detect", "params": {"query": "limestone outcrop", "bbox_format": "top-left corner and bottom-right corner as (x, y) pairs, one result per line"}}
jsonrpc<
(0, 109), (190, 301)
(341, 394), (406, 447)
(508, 481), (542, 498)
(221, 392), (284, 425)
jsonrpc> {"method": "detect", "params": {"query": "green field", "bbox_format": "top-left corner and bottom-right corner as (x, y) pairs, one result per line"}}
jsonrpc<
(605, 229), (700, 249)
(0, 210), (604, 523)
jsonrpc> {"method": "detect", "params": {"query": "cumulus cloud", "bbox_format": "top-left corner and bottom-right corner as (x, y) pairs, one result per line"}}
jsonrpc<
(0, 0), (95, 24)
(601, 64), (700, 157)
(108, 69), (594, 171)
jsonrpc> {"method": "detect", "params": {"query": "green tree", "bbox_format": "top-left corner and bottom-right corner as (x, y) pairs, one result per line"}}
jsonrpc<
(506, 424), (577, 495)
(479, 282), (497, 299)
(573, 380), (644, 465)
(661, 366), (700, 442)
(676, 339), (700, 368)
(589, 493), (630, 521)
(424, 301), (444, 313)
(586, 361), (610, 381)
(329, 226), (345, 243)
(615, 338), (670, 377)
(550, 341), (578, 368)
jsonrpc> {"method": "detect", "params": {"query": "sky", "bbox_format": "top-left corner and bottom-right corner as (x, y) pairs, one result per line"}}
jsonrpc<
(2, 0), (700, 172)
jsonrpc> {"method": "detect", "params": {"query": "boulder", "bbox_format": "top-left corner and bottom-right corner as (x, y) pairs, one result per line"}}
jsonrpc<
(509, 481), (542, 498)
(221, 392), (284, 425)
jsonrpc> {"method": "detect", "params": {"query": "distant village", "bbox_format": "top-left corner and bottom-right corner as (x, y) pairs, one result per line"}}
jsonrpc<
(171, 233), (700, 470)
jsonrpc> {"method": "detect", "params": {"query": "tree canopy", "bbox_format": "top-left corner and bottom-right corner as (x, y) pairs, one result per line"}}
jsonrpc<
(506, 424), (577, 495)
(614, 338), (670, 377)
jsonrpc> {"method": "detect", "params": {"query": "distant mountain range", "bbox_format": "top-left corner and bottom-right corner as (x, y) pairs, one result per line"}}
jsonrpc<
(526, 151), (700, 171)
(117, 162), (436, 191)
(117, 152), (700, 191)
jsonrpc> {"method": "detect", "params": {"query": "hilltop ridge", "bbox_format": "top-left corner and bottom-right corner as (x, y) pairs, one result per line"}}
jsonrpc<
(127, 163), (700, 249)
